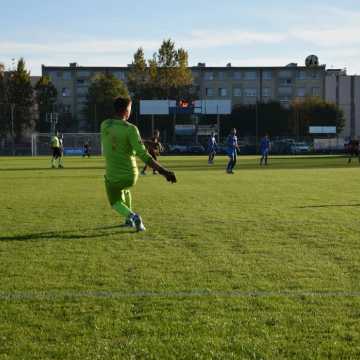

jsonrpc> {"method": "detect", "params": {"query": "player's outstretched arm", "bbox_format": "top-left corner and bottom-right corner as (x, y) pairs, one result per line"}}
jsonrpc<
(147, 158), (177, 183)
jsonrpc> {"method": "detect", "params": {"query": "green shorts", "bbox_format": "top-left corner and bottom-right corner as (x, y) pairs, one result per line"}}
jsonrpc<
(104, 175), (137, 206)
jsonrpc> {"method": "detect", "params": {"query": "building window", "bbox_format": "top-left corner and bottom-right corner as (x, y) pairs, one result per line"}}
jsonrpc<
(61, 88), (70, 97)
(263, 71), (272, 80)
(78, 70), (91, 78)
(217, 72), (225, 80)
(204, 72), (214, 81)
(233, 88), (242, 97)
(77, 86), (88, 96)
(206, 88), (214, 97)
(219, 88), (228, 97)
(48, 72), (58, 81)
(310, 71), (320, 79)
(278, 87), (293, 96)
(279, 79), (292, 85)
(262, 88), (271, 97)
(312, 87), (320, 96)
(244, 88), (257, 97)
(278, 70), (292, 78)
(297, 71), (307, 80)
(244, 71), (257, 80)
(63, 72), (72, 80)
(233, 71), (241, 80)
(113, 71), (125, 80)
(297, 88), (306, 97)
(192, 71), (199, 79)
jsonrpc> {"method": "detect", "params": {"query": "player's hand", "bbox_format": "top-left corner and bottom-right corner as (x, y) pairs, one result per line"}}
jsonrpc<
(164, 170), (177, 183)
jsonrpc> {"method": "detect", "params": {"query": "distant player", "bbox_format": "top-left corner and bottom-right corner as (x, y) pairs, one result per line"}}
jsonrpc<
(101, 97), (176, 232)
(347, 138), (360, 163)
(260, 134), (271, 166)
(207, 132), (217, 164)
(226, 128), (240, 174)
(50, 131), (64, 168)
(141, 129), (163, 175)
(59, 133), (64, 168)
(83, 141), (91, 158)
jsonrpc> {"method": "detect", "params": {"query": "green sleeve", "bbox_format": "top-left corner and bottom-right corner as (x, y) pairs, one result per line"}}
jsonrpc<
(129, 126), (153, 164)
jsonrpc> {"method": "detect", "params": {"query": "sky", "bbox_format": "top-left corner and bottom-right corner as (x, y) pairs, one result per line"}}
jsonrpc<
(1, 0), (360, 75)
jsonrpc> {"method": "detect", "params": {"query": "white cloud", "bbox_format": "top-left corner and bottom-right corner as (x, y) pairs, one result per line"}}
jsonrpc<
(0, 39), (159, 56)
(290, 26), (360, 47)
(176, 30), (286, 49)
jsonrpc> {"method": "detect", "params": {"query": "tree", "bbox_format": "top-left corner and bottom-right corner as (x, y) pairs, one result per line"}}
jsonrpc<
(84, 73), (129, 131)
(34, 75), (57, 132)
(127, 40), (194, 139)
(291, 97), (345, 137)
(0, 63), (7, 136)
(228, 101), (291, 137)
(127, 39), (193, 100)
(127, 47), (148, 100)
(7, 58), (34, 140)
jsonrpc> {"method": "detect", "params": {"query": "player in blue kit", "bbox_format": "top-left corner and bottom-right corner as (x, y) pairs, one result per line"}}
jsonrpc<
(226, 128), (239, 174)
(260, 134), (271, 166)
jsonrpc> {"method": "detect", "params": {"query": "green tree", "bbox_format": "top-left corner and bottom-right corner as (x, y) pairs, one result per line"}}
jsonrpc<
(127, 47), (148, 100)
(0, 63), (7, 136)
(229, 101), (291, 137)
(154, 39), (193, 99)
(84, 73), (129, 131)
(34, 75), (57, 132)
(128, 39), (193, 101)
(7, 58), (34, 140)
(291, 97), (345, 137)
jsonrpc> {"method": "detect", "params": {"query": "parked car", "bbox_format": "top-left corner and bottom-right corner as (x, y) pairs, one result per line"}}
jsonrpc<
(290, 142), (311, 154)
(187, 145), (205, 154)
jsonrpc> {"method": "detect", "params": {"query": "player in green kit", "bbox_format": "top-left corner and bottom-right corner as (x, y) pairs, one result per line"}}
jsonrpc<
(101, 97), (177, 232)
(50, 131), (64, 168)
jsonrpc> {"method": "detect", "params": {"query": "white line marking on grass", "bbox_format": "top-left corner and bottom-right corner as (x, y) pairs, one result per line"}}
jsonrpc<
(1, 290), (360, 301)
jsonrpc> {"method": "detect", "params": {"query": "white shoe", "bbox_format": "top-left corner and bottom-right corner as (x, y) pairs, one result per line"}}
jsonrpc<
(131, 213), (146, 232)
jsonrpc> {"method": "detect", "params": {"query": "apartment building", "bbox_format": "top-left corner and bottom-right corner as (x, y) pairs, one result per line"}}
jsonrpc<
(325, 69), (360, 138)
(42, 61), (326, 129)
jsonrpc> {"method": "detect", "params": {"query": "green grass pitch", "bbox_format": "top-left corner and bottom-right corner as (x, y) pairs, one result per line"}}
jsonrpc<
(0, 155), (360, 359)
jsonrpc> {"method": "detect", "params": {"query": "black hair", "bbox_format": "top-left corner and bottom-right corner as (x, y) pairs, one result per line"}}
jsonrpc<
(114, 96), (132, 115)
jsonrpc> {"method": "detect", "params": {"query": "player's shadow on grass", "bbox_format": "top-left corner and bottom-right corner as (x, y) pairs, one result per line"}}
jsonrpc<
(296, 204), (360, 209)
(0, 225), (134, 242)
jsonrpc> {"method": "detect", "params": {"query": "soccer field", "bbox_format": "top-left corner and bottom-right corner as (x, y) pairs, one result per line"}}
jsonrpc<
(1, 155), (360, 359)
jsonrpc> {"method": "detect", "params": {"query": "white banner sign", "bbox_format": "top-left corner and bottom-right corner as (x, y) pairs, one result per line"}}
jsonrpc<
(140, 100), (176, 115)
(194, 100), (231, 115)
(309, 126), (337, 134)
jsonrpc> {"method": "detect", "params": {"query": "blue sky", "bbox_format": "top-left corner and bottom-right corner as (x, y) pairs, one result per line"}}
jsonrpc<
(1, 0), (360, 74)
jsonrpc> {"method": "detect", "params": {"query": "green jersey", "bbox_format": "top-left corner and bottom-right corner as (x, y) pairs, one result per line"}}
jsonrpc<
(101, 118), (152, 182)
(51, 136), (60, 148)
